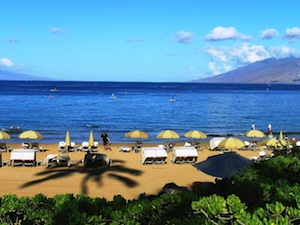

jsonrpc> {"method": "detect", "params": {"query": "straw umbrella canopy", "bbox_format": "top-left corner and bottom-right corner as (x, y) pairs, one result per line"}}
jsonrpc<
(0, 131), (11, 139)
(18, 130), (43, 139)
(259, 137), (286, 148)
(244, 129), (266, 139)
(218, 137), (245, 149)
(125, 130), (149, 139)
(279, 130), (287, 146)
(193, 152), (252, 178)
(157, 130), (179, 139)
(89, 130), (95, 147)
(65, 131), (71, 148)
(184, 130), (207, 139)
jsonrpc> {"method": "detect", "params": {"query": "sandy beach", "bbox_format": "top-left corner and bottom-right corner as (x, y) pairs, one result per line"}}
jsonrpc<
(0, 142), (267, 200)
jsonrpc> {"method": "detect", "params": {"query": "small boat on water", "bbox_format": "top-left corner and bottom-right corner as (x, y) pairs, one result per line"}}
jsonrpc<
(110, 93), (116, 99)
(169, 96), (175, 102)
(86, 124), (100, 128)
(50, 87), (58, 92)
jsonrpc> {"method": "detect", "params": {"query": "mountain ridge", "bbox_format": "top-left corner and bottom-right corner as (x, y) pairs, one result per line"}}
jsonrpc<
(196, 57), (300, 84)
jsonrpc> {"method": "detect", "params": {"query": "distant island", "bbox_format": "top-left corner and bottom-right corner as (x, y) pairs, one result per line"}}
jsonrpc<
(195, 57), (300, 84)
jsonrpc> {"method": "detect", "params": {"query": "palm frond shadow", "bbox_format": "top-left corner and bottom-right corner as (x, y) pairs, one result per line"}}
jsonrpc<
(20, 160), (143, 195)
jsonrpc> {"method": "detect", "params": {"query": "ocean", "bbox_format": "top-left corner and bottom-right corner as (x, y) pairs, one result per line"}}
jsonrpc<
(1, 80), (300, 144)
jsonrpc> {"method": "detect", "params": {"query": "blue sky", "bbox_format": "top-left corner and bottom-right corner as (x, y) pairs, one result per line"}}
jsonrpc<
(1, 0), (300, 82)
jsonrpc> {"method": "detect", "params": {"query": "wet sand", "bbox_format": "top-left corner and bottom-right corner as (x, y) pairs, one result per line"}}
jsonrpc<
(0, 142), (267, 200)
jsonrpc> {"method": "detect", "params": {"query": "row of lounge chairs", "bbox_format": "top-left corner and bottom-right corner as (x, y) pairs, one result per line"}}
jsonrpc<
(141, 146), (198, 165)
(57, 141), (99, 152)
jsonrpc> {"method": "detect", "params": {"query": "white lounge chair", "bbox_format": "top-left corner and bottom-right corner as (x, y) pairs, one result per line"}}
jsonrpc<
(171, 147), (198, 164)
(80, 142), (89, 152)
(58, 141), (66, 152)
(89, 141), (99, 152)
(141, 147), (168, 165)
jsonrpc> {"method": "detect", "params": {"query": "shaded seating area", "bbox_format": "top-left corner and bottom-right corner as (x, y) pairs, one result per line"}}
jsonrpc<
(141, 147), (168, 165)
(171, 146), (198, 164)
(10, 149), (38, 167)
(83, 152), (111, 167)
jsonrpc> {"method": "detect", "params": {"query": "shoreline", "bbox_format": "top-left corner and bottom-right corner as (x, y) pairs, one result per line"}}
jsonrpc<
(0, 142), (270, 200)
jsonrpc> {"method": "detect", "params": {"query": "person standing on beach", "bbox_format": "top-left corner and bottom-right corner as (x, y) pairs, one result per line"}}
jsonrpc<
(101, 131), (111, 150)
(268, 123), (272, 134)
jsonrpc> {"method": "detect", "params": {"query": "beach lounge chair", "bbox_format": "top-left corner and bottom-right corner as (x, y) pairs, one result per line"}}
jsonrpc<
(132, 141), (143, 153)
(141, 147), (168, 165)
(58, 141), (66, 152)
(31, 142), (39, 150)
(10, 149), (37, 167)
(89, 141), (99, 152)
(0, 143), (8, 152)
(171, 147), (198, 164)
(80, 142), (89, 152)
(119, 146), (131, 152)
(44, 153), (71, 168)
(22, 142), (30, 149)
(68, 142), (77, 152)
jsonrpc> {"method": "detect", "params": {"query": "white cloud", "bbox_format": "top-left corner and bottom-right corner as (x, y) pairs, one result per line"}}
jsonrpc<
(0, 58), (14, 67)
(260, 28), (279, 39)
(208, 60), (220, 75)
(204, 43), (300, 75)
(204, 26), (252, 41)
(284, 27), (300, 42)
(50, 27), (66, 34)
(176, 30), (193, 43)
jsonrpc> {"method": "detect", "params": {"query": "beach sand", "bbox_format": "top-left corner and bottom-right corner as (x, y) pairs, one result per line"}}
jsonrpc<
(0, 142), (268, 200)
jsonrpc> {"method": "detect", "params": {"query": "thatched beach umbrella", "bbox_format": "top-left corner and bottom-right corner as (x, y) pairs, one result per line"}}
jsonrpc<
(244, 129), (266, 139)
(157, 130), (179, 139)
(218, 137), (245, 149)
(125, 130), (149, 139)
(184, 130), (207, 139)
(0, 131), (11, 139)
(19, 130), (43, 139)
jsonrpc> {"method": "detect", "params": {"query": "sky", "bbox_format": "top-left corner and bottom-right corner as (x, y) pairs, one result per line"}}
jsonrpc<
(1, 0), (300, 82)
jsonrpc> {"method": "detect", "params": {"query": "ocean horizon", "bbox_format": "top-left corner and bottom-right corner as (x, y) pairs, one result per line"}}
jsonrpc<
(1, 80), (300, 145)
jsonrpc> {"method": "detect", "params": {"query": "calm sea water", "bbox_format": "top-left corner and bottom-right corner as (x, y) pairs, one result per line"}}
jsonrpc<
(1, 80), (300, 144)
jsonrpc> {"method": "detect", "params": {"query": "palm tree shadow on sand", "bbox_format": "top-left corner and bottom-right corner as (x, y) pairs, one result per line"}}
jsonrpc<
(20, 159), (143, 195)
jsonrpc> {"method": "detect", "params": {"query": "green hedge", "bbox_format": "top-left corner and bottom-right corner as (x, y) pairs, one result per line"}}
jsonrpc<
(1, 146), (300, 224)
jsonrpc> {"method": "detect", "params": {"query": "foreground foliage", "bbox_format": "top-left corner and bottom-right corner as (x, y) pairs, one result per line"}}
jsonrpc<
(1, 146), (300, 224)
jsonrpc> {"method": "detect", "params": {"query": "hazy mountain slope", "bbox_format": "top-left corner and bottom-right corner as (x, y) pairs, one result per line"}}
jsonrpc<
(197, 58), (300, 84)
(0, 70), (51, 81)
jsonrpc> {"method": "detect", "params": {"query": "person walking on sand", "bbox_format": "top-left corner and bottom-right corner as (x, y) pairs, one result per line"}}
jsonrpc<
(101, 131), (111, 150)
